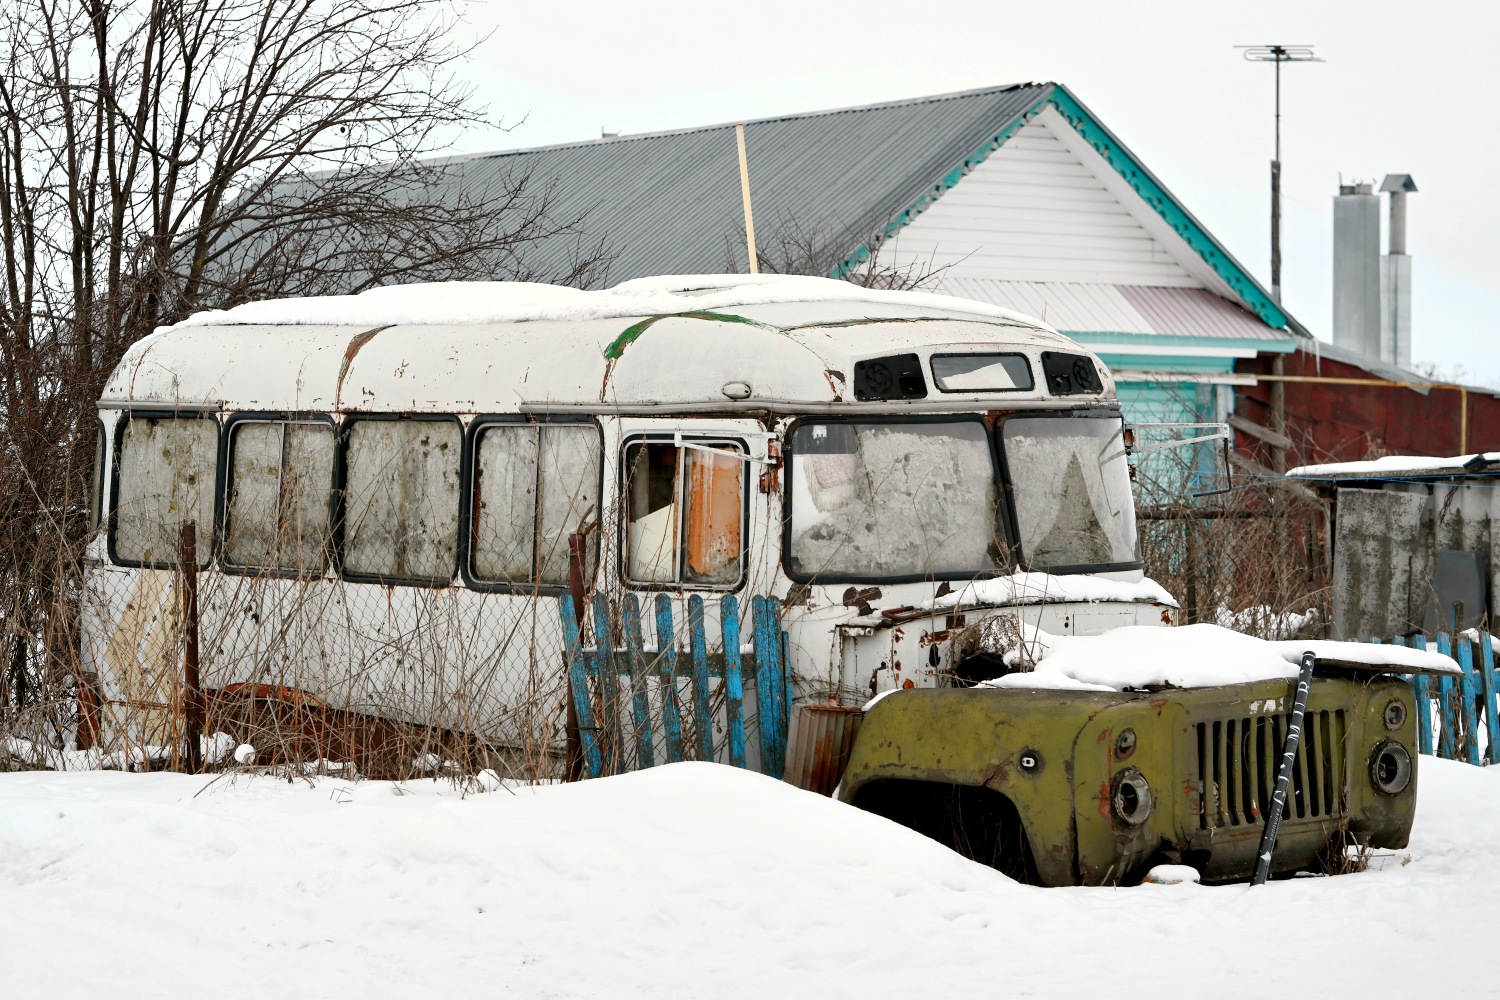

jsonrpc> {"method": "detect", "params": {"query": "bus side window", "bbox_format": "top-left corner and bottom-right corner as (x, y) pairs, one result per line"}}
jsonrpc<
(472, 423), (600, 587)
(224, 420), (334, 575)
(112, 414), (218, 566)
(342, 419), (461, 583)
(624, 440), (743, 587)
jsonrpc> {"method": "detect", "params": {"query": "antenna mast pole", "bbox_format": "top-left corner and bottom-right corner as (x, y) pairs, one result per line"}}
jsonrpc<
(1239, 44), (1321, 304)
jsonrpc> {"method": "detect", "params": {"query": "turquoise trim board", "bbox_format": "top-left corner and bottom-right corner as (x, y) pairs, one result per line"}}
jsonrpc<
(832, 85), (1291, 332)
(1076, 330), (1296, 354)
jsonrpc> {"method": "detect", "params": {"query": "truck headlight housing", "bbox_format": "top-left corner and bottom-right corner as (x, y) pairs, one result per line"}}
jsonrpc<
(1369, 741), (1412, 796)
(1112, 768), (1153, 825)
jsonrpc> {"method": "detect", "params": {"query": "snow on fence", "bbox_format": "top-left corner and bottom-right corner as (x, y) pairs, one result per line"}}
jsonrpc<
(1370, 631), (1500, 765)
(560, 593), (790, 780)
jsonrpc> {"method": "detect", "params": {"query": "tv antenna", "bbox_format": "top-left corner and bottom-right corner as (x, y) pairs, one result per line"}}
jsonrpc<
(1238, 44), (1323, 304)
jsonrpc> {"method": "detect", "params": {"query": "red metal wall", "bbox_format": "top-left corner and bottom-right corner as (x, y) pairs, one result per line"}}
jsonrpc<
(1234, 350), (1500, 467)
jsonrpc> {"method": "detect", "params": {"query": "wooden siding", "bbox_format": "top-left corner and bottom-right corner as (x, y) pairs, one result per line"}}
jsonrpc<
(885, 118), (1199, 286)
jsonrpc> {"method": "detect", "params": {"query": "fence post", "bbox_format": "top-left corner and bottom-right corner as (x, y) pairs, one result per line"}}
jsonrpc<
(1481, 633), (1500, 766)
(559, 599), (603, 779)
(687, 596), (714, 762)
(1409, 634), (1434, 756)
(621, 595), (654, 771)
(1456, 637), (1482, 766)
(654, 595), (684, 764)
(719, 595), (747, 769)
(1436, 633), (1456, 760)
(180, 523), (203, 774)
(563, 530), (590, 781)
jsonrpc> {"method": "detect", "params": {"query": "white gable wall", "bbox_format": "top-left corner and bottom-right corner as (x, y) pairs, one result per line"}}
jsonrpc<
(883, 106), (1236, 298)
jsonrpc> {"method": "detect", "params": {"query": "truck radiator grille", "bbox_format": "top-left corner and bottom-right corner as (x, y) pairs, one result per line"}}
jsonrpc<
(1194, 710), (1347, 830)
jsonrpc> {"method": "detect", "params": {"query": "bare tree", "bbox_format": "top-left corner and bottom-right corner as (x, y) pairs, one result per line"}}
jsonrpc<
(723, 213), (956, 291)
(0, 0), (609, 739)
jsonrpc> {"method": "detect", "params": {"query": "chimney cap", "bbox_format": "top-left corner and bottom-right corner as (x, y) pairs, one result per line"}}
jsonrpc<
(1380, 174), (1418, 193)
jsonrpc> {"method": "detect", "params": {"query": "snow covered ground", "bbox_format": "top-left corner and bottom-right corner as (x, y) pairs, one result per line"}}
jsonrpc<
(1, 759), (1495, 999)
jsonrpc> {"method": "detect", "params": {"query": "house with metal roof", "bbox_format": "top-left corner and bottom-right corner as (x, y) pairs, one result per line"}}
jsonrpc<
(435, 83), (1305, 482)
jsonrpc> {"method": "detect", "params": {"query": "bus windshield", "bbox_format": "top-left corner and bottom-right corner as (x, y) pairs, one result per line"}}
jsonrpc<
(787, 419), (1005, 581)
(999, 415), (1136, 572)
(786, 414), (1139, 582)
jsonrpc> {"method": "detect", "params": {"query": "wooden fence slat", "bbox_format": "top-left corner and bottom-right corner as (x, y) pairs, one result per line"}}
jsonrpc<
(1456, 638), (1482, 766)
(765, 599), (788, 778)
(559, 599), (604, 779)
(592, 594), (621, 772)
(654, 594), (684, 764)
(1436, 633), (1457, 760)
(687, 596), (714, 762)
(720, 594), (748, 769)
(621, 594), (655, 771)
(1409, 634), (1434, 757)
(751, 598), (783, 779)
(1481, 633), (1500, 766)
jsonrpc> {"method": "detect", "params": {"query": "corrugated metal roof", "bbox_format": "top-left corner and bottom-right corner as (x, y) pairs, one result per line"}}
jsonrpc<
(440, 84), (1054, 284)
(934, 279), (1281, 341)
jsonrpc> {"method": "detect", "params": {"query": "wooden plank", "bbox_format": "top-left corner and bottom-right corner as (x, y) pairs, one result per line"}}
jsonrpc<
(751, 597), (785, 779)
(621, 594), (654, 771)
(1480, 633), (1500, 766)
(1456, 637), (1482, 766)
(686, 596), (714, 762)
(1436, 633), (1457, 760)
(558, 598), (603, 779)
(719, 595), (748, 769)
(1407, 635), (1434, 757)
(1227, 414), (1294, 452)
(654, 594), (684, 764)
(591, 594), (621, 774)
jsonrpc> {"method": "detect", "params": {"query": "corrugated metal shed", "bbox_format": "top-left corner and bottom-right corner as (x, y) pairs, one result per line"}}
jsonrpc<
(448, 84), (1053, 284)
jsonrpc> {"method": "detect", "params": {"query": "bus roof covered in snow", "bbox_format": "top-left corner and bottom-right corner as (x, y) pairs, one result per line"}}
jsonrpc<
(102, 275), (1116, 414)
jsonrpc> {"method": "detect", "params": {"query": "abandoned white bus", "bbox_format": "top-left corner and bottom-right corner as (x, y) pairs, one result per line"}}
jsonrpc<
(84, 274), (1426, 885)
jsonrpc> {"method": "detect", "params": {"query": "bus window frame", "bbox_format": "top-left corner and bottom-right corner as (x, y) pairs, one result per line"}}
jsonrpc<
(618, 432), (751, 593)
(459, 414), (605, 596)
(780, 412), (1012, 587)
(218, 411), (339, 581)
(335, 412), (466, 589)
(107, 408), (223, 570)
(994, 408), (1143, 577)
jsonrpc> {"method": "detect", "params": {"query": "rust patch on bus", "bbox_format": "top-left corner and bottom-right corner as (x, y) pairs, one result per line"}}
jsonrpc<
(335, 326), (391, 409)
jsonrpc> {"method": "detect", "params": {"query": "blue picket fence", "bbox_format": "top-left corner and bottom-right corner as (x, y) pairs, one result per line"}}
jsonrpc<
(1370, 631), (1500, 766)
(559, 593), (790, 780)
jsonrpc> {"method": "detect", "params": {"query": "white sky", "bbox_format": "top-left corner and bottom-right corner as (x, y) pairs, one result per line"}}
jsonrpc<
(448, 0), (1500, 383)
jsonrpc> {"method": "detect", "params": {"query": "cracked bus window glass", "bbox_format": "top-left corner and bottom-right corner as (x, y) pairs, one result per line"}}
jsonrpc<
(625, 441), (743, 587)
(1000, 415), (1137, 571)
(224, 421), (334, 574)
(788, 420), (1003, 581)
(113, 415), (217, 566)
(343, 420), (461, 581)
(473, 424), (600, 587)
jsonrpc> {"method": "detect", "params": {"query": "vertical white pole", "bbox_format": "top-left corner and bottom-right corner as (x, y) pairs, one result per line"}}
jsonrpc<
(735, 124), (758, 274)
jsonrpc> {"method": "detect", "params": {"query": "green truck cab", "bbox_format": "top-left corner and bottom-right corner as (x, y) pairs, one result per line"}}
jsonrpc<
(838, 669), (1420, 885)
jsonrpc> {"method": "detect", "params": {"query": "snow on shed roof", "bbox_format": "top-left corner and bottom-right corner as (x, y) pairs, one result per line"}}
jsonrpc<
(1287, 453), (1500, 480)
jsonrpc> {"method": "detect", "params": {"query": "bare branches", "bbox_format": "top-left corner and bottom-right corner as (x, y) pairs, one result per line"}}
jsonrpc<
(724, 212), (957, 291)
(0, 0), (612, 737)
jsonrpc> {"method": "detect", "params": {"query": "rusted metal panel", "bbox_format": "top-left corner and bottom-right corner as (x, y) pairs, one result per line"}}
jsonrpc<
(787, 704), (865, 796)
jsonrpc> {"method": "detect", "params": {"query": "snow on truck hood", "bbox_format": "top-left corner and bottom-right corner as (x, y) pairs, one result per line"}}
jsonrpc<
(921, 572), (1178, 612)
(977, 623), (1460, 694)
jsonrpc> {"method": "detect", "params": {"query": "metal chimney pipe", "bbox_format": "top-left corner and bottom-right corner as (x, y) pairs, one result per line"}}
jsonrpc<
(1380, 174), (1417, 254)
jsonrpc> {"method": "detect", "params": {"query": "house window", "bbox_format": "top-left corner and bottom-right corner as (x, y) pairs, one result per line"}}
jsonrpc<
(342, 419), (461, 582)
(112, 414), (218, 566)
(471, 423), (600, 588)
(624, 440), (744, 587)
(224, 420), (335, 574)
